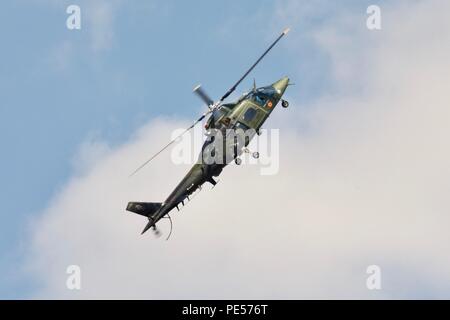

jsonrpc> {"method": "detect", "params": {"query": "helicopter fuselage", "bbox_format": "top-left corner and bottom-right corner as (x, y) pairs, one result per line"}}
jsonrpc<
(126, 27), (291, 236)
(139, 77), (290, 232)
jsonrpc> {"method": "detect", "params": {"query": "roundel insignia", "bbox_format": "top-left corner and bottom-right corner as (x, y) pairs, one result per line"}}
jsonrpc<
(267, 101), (273, 108)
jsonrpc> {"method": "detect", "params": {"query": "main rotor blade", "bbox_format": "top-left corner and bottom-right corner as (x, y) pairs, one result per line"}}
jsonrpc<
(129, 112), (210, 177)
(220, 27), (290, 102)
(193, 84), (214, 107)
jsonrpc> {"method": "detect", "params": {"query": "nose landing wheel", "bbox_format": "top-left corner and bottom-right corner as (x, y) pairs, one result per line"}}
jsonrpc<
(282, 99), (289, 108)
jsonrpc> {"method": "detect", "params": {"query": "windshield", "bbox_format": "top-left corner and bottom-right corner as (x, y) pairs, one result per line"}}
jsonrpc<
(234, 86), (278, 107)
(244, 86), (278, 106)
(257, 87), (277, 97)
(249, 93), (267, 105)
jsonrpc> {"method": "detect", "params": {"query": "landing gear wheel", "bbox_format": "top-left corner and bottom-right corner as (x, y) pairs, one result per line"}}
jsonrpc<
(282, 99), (289, 108)
(235, 158), (242, 165)
(252, 152), (260, 159)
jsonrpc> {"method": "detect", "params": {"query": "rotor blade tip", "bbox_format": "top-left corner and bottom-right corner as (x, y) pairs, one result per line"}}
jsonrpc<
(283, 27), (291, 35)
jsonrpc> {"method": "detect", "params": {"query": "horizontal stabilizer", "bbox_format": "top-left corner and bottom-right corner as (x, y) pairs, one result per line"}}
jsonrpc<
(126, 202), (162, 218)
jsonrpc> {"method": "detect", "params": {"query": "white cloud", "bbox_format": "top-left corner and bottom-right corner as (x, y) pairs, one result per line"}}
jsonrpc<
(26, 0), (450, 299)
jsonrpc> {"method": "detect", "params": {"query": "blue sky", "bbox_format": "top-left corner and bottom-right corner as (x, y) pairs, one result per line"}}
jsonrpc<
(7, 0), (448, 299)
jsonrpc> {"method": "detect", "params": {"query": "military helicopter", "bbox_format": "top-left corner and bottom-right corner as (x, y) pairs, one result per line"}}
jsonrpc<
(127, 28), (291, 236)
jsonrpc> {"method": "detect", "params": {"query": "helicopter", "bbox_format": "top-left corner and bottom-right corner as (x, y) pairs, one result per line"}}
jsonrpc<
(126, 28), (291, 236)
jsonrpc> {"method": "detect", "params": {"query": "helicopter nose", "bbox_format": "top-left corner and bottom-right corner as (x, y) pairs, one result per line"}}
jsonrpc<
(272, 77), (289, 95)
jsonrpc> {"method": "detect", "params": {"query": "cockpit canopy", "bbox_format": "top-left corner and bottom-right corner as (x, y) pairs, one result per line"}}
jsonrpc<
(245, 86), (278, 106)
(205, 86), (279, 129)
(256, 86), (278, 97)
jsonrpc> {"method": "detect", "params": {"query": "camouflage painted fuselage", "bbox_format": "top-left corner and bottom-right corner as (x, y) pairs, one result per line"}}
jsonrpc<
(128, 77), (289, 233)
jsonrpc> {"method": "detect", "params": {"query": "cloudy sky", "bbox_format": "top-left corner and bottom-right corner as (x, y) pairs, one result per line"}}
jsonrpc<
(1, 0), (450, 299)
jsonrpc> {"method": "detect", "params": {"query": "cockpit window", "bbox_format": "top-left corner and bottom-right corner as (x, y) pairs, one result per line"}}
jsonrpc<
(257, 87), (277, 97)
(243, 107), (257, 122)
(246, 93), (265, 106)
(244, 87), (278, 106)
(212, 108), (225, 120)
